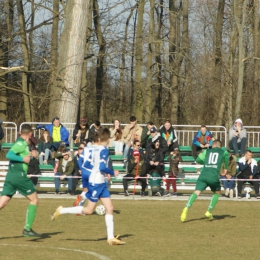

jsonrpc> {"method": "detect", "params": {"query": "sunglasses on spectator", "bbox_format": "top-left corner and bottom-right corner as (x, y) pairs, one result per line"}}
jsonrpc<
(136, 144), (140, 147)
(78, 147), (84, 150)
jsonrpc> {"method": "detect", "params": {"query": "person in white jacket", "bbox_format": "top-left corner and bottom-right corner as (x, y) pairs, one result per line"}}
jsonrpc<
(228, 118), (246, 156)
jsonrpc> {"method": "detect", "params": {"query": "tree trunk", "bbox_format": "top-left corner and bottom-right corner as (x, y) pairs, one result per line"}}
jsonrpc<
(17, 0), (31, 122)
(48, 0), (60, 119)
(80, 1), (93, 119)
(119, 4), (137, 114)
(252, 0), (260, 124)
(215, 0), (225, 126)
(49, 0), (90, 123)
(234, 0), (247, 118)
(169, 0), (188, 123)
(93, 0), (106, 121)
(145, 0), (155, 122)
(134, 0), (145, 121)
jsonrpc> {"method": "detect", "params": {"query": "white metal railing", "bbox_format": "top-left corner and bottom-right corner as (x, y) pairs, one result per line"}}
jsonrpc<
(2, 122), (17, 143)
(243, 126), (260, 148)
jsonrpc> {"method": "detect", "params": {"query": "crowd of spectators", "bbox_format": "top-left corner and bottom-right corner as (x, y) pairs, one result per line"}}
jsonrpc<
(3, 115), (258, 198)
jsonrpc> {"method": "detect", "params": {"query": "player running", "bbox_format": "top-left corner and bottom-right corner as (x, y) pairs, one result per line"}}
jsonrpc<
(180, 140), (229, 222)
(51, 128), (125, 245)
(0, 124), (42, 237)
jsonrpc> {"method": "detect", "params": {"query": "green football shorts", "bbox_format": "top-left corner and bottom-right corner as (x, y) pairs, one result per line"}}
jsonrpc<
(1, 174), (36, 197)
(195, 174), (221, 192)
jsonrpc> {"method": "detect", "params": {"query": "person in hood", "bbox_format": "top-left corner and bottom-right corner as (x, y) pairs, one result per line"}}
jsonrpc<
(146, 127), (168, 155)
(160, 120), (179, 152)
(229, 118), (246, 156)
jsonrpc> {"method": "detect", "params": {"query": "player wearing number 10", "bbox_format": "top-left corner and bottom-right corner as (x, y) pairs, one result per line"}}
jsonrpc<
(180, 140), (229, 222)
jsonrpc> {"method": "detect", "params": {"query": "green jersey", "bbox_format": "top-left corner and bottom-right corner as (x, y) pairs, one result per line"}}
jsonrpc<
(8, 137), (30, 174)
(196, 148), (229, 176)
(148, 172), (162, 187)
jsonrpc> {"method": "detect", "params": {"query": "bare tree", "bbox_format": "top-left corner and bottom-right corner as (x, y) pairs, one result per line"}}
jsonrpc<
(49, 0), (90, 122)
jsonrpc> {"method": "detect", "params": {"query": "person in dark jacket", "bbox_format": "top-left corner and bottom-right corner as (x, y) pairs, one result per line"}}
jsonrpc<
(160, 120), (179, 152)
(141, 121), (154, 148)
(123, 150), (147, 197)
(146, 127), (168, 155)
(72, 118), (89, 146)
(145, 141), (165, 177)
(28, 150), (41, 186)
(38, 130), (53, 165)
(36, 117), (69, 150)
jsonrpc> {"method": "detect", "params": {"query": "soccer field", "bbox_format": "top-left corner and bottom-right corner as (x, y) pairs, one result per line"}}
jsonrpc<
(0, 198), (259, 260)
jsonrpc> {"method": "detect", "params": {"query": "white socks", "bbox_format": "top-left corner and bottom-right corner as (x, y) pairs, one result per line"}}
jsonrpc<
(79, 191), (87, 206)
(60, 206), (83, 214)
(105, 214), (114, 239)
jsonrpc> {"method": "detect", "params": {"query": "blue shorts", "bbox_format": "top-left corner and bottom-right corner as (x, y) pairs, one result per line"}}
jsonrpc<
(86, 183), (110, 202)
(81, 168), (90, 189)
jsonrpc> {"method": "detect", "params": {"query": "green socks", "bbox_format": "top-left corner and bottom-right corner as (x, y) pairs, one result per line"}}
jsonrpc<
(208, 194), (219, 213)
(186, 193), (198, 209)
(24, 204), (37, 231)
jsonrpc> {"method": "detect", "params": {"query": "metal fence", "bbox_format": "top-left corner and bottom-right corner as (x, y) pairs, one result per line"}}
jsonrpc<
(1, 122), (17, 143)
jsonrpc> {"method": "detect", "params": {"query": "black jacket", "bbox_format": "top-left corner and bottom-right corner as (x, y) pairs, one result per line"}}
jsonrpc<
(146, 134), (168, 155)
(28, 158), (41, 175)
(145, 147), (164, 164)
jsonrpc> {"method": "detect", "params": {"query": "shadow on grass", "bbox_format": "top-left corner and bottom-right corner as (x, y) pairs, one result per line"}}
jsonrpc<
(184, 214), (236, 223)
(64, 233), (133, 242)
(0, 231), (63, 242)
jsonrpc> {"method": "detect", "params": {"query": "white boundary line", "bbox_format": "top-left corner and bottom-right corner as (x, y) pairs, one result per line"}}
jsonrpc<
(0, 244), (111, 260)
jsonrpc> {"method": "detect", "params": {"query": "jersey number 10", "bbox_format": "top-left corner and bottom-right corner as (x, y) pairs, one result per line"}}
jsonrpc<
(208, 153), (219, 164)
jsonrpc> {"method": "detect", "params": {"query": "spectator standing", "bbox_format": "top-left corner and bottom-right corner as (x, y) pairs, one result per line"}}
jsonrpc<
(72, 118), (89, 146)
(146, 127), (168, 155)
(237, 150), (260, 199)
(38, 130), (53, 165)
(141, 121), (154, 148)
(160, 120), (179, 152)
(219, 154), (237, 198)
(122, 116), (143, 162)
(109, 119), (124, 155)
(36, 117), (69, 150)
(164, 150), (181, 196)
(229, 118), (246, 157)
(28, 150), (41, 186)
(192, 125), (213, 160)
(54, 150), (74, 195)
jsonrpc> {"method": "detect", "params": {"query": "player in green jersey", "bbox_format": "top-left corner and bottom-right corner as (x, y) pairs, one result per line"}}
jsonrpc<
(180, 140), (229, 222)
(0, 124), (42, 237)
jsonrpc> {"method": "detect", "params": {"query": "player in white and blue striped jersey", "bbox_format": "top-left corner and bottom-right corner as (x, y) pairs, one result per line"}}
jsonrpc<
(52, 128), (125, 245)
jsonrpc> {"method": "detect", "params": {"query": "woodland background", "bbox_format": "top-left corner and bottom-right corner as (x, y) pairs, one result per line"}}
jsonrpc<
(0, 0), (259, 128)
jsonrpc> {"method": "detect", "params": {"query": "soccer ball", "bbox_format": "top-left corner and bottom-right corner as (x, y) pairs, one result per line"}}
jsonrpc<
(95, 204), (106, 216)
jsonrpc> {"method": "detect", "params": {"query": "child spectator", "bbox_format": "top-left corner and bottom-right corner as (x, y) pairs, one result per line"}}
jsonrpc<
(164, 150), (181, 196)
(220, 154), (237, 198)
(54, 150), (74, 195)
(71, 143), (85, 195)
(148, 171), (165, 196)
(109, 119), (123, 155)
(38, 130), (53, 165)
(28, 150), (41, 186)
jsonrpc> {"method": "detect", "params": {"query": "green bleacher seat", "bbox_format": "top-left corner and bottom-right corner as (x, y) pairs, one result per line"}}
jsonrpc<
(179, 146), (192, 152)
(181, 156), (195, 162)
(38, 177), (54, 181)
(248, 147), (260, 153)
(39, 165), (54, 170)
(182, 167), (197, 173)
(110, 155), (124, 161)
(113, 165), (125, 171)
(2, 143), (14, 149)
